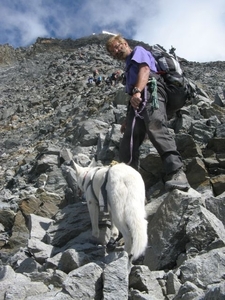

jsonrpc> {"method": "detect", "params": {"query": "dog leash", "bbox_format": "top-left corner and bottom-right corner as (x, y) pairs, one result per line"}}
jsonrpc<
(127, 78), (158, 166)
(127, 86), (147, 165)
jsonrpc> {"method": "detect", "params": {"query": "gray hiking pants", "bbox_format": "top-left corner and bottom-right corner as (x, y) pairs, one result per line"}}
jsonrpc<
(119, 81), (183, 174)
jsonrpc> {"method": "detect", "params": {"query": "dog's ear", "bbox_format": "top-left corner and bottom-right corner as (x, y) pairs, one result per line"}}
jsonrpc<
(70, 159), (82, 174)
(89, 157), (97, 168)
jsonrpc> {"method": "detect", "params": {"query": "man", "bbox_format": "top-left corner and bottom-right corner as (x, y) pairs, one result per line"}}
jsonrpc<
(106, 34), (190, 191)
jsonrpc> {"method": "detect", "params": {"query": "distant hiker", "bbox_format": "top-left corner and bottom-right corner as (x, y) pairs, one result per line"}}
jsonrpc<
(88, 76), (94, 84)
(111, 70), (120, 86)
(95, 74), (102, 86)
(93, 69), (102, 86)
(93, 69), (98, 79)
(106, 34), (190, 191)
(105, 75), (112, 86)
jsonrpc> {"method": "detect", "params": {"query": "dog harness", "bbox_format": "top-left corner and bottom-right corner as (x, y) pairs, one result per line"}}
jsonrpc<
(82, 167), (110, 212)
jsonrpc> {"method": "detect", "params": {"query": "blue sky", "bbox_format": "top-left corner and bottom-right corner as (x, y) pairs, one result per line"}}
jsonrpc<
(0, 0), (225, 62)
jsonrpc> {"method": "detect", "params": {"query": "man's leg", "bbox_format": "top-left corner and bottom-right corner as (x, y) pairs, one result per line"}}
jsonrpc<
(119, 108), (146, 170)
(144, 96), (190, 191)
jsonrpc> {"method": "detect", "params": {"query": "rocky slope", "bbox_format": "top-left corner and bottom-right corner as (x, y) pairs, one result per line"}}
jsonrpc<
(0, 34), (225, 299)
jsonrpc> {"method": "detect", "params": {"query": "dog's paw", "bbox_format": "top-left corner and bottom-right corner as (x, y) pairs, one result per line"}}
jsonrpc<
(106, 240), (117, 251)
(132, 254), (145, 265)
(106, 234), (124, 251)
(92, 229), (100, 238)
(89, 236), (101, 245)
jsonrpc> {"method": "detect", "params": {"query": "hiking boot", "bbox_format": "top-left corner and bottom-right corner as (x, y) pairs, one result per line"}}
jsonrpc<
(165, 168), (190, 191)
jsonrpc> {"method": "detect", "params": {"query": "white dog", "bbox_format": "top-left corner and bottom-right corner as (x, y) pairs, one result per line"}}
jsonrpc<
(71, 159), (148, 261)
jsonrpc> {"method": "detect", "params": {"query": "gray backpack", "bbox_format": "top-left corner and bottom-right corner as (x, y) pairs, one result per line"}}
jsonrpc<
(149, 44), (196, 113)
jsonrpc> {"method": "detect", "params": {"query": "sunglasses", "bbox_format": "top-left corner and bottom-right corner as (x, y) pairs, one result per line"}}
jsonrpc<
(110, 42), (123, 54)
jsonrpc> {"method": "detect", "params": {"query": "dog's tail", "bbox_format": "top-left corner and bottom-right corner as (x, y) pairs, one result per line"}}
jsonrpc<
(107, 163), (148, 261)
(128, 208), (148, 261)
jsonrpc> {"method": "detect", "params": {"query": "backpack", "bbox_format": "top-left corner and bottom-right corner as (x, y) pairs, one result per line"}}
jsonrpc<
(149, 44), (195, 114)
(150, 44), (185, 86)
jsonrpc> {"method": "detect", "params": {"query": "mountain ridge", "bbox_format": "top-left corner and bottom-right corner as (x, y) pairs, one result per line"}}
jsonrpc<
(0, 33), (225, 299)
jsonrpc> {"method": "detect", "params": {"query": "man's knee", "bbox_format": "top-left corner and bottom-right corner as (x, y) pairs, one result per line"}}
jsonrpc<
(148, 117), (165, 131)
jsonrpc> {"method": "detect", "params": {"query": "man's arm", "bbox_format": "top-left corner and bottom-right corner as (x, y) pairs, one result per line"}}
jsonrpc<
(130, 63), (150, 110)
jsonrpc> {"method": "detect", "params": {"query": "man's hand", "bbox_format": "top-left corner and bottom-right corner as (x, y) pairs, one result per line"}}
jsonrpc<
(130, 93), (142, 110)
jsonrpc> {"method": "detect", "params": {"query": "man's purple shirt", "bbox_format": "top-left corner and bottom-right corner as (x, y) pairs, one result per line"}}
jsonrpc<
(125, 46), (157, 94)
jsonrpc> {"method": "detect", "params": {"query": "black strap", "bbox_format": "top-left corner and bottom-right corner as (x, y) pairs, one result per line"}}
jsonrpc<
(86, 168), (100, 204)
(85, 167), (110, 212)
(101, 168), (110, 212)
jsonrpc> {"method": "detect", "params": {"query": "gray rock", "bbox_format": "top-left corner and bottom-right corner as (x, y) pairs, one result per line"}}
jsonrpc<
(179, 247), (225, 288)
(103, 252), (129, 299)
(129, 265), (164, 299)
(144, 189), (203, 270)
(62, 262), (103, 299)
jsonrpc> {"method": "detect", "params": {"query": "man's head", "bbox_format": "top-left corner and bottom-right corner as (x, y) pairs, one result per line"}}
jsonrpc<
(106, 35), (131, 60)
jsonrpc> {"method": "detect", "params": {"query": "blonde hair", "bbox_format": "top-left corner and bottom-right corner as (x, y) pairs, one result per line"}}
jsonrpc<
(105, 34), (127, 53)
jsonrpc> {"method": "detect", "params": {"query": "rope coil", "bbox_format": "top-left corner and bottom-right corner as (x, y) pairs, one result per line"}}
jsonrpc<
(148, 77), (159, 110)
